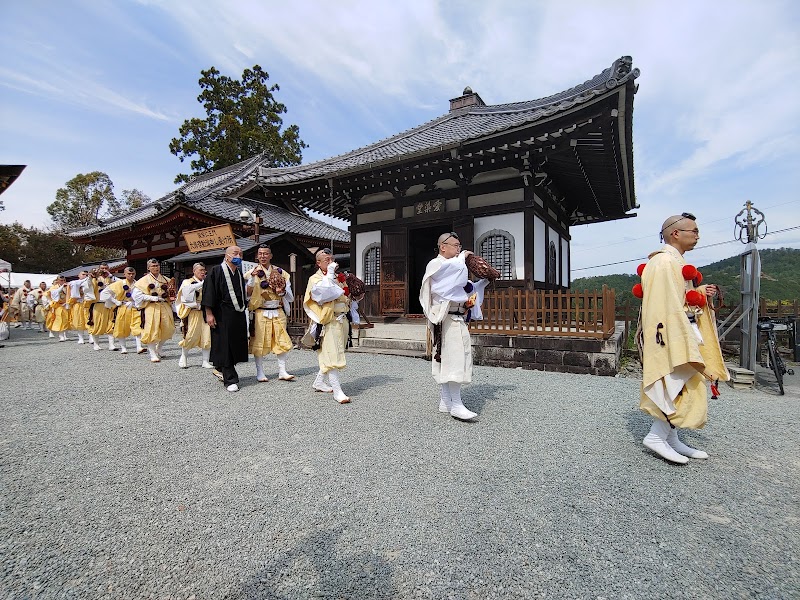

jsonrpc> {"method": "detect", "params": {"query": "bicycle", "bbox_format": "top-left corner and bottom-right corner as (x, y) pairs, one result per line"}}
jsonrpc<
(757, 317), (795, 395)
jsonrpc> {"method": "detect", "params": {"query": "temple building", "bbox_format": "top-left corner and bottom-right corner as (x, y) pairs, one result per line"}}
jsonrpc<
(70, 56), (639, 323)
(257, 55), (639, 317)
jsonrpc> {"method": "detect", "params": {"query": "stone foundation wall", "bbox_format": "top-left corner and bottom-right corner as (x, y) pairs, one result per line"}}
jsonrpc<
(471, 323), (625, 376)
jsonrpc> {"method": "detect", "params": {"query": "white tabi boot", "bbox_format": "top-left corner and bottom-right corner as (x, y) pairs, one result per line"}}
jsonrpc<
(135, 336), (145, 354)
(93, 335), (102, 351)
(439, 383), (452, 413)
(107, 335), (117, 351)
(254, 356), (268, 382)
(277, 357), (295, 381)
(201, 349), (212, 369)
(327, 369), (350, 404)
(76, 331), (85, 344)
(59, 331), (68, 342)
(148, 343), (160, 363)
(48, 330), (55, 338)
(88, 333), (96, 346)
(119, 338), (128, 354)
(448, 382), (476, 421)
(667, 428), (709, 459)
(39, 323), (45, 333)
(313, 370), (333, 393)
(155, 341), (164, 358)
(178, 348), (188, 368)
(643, 419), (689, 464)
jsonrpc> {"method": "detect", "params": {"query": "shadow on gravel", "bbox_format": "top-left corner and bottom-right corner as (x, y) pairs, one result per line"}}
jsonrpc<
(346, 374), (403, 395)
(463, 382), (516, 414)
(235, 527), (396, 599)
(623, 408), (652, 444)
(624, 406), (712, 451)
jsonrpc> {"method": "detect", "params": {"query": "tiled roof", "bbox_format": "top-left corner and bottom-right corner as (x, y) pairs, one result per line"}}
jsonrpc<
(59, 258), (127, 279)
(258, 56), (639, 184)
(70, 191), (349, 242)
(69, 56), (637, 238)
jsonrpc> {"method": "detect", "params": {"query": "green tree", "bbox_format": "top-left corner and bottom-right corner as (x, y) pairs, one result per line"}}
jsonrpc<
(47, 172), (115, 230)
(107, 188), (150, 218)
(0, 222), (121, 273)
(170, 65), (307, 184)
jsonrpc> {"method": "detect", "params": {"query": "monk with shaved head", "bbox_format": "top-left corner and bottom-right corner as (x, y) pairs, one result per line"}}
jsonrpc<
(637, 213), (729, 464)
(201, 246), (249, 392)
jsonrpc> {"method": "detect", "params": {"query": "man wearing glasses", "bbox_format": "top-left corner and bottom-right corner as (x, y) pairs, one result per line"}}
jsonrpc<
(303, 248), (352, 403)
(419, 232), (487, 421)
(638, 213), (729, 464)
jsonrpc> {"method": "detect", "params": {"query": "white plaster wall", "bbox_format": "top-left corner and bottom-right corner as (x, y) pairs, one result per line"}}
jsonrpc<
(468, 188), (523, 210)
(357, 208), (395, 225)
(561, 237), (570, 287)
(355, 230), (381, 280)
(474, 212), (524, 279)
(534, 216), (545, 282)
(360, 191), (393, 205)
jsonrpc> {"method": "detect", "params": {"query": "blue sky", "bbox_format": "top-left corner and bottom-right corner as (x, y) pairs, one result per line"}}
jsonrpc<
(1, 0), (798, 276)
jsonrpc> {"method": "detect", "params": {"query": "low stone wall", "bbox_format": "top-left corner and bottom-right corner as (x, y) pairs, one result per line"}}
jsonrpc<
(471, 322), (625, 376)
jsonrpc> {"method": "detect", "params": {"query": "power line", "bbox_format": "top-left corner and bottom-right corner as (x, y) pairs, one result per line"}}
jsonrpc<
(572, 199), (800, 254)
(572, 225), (800, 273)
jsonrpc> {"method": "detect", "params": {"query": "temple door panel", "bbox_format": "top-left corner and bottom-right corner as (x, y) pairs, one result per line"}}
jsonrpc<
(380, 227), (407, 314)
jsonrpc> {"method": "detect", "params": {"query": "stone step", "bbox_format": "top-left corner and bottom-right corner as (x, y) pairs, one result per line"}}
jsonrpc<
(358, 337), (427, 352)
(348, 346), (428, 359)
(360, 323), (427, 341)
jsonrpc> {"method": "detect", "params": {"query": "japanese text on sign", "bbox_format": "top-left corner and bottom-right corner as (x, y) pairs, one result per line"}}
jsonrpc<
(183, 224), (236, 253)
(414, 199), (444, 215)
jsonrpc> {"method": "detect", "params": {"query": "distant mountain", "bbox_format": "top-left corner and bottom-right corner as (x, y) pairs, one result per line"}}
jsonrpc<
(571, 247), (800, 304)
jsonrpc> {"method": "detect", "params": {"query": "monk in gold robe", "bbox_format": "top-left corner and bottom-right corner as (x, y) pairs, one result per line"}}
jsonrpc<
(100, 267), (138, 354)
(67, 271), (89, 344)
(639, 213), (730, 464)
(246, 245), (295, 383)
(83, 263), (117, 350)
(303, 249), (352, 403)
(176, 262), (212, 369)
(47, 276), (70, 341)
(132, 258), (175, 363)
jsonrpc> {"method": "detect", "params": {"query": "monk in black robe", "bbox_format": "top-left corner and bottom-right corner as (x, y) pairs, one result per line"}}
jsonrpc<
(202, 246), (249, 391)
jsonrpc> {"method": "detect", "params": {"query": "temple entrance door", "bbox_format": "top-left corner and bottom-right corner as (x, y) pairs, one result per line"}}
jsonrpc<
(380, 227), (407, 315)
(408, 225), (447, 315)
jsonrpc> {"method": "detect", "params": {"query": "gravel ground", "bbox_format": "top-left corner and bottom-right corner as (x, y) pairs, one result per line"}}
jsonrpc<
(1, 328), (798, 599)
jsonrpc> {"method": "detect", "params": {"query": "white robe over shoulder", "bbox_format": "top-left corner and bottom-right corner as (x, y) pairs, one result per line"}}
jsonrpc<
(419, 252), (486, 384)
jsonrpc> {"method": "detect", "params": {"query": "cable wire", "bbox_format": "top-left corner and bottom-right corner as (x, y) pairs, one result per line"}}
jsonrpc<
(573, 225), (800, 272)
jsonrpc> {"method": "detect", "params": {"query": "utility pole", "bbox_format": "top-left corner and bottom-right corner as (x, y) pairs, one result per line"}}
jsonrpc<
(719, 201), (767, 371)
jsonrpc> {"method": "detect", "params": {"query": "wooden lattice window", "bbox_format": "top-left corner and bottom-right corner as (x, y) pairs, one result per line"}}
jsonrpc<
(363, 244), (380, 286)
(160, 260), (174, 278)
(477, 230), (514, 280)
(548, 241), (557, 285)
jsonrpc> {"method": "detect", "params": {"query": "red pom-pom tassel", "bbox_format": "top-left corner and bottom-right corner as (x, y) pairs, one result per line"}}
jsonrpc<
(632, 283), (644, 299)
(686, 289), (706, 307)
(682, 264), (698, 280)
(693, 271), (703, 286)
(636, 263), (646, 277)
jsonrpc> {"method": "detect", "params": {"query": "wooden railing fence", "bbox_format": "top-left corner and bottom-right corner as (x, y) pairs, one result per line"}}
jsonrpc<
(287, 287), (617, 339)
(469, 286), (616, 338)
